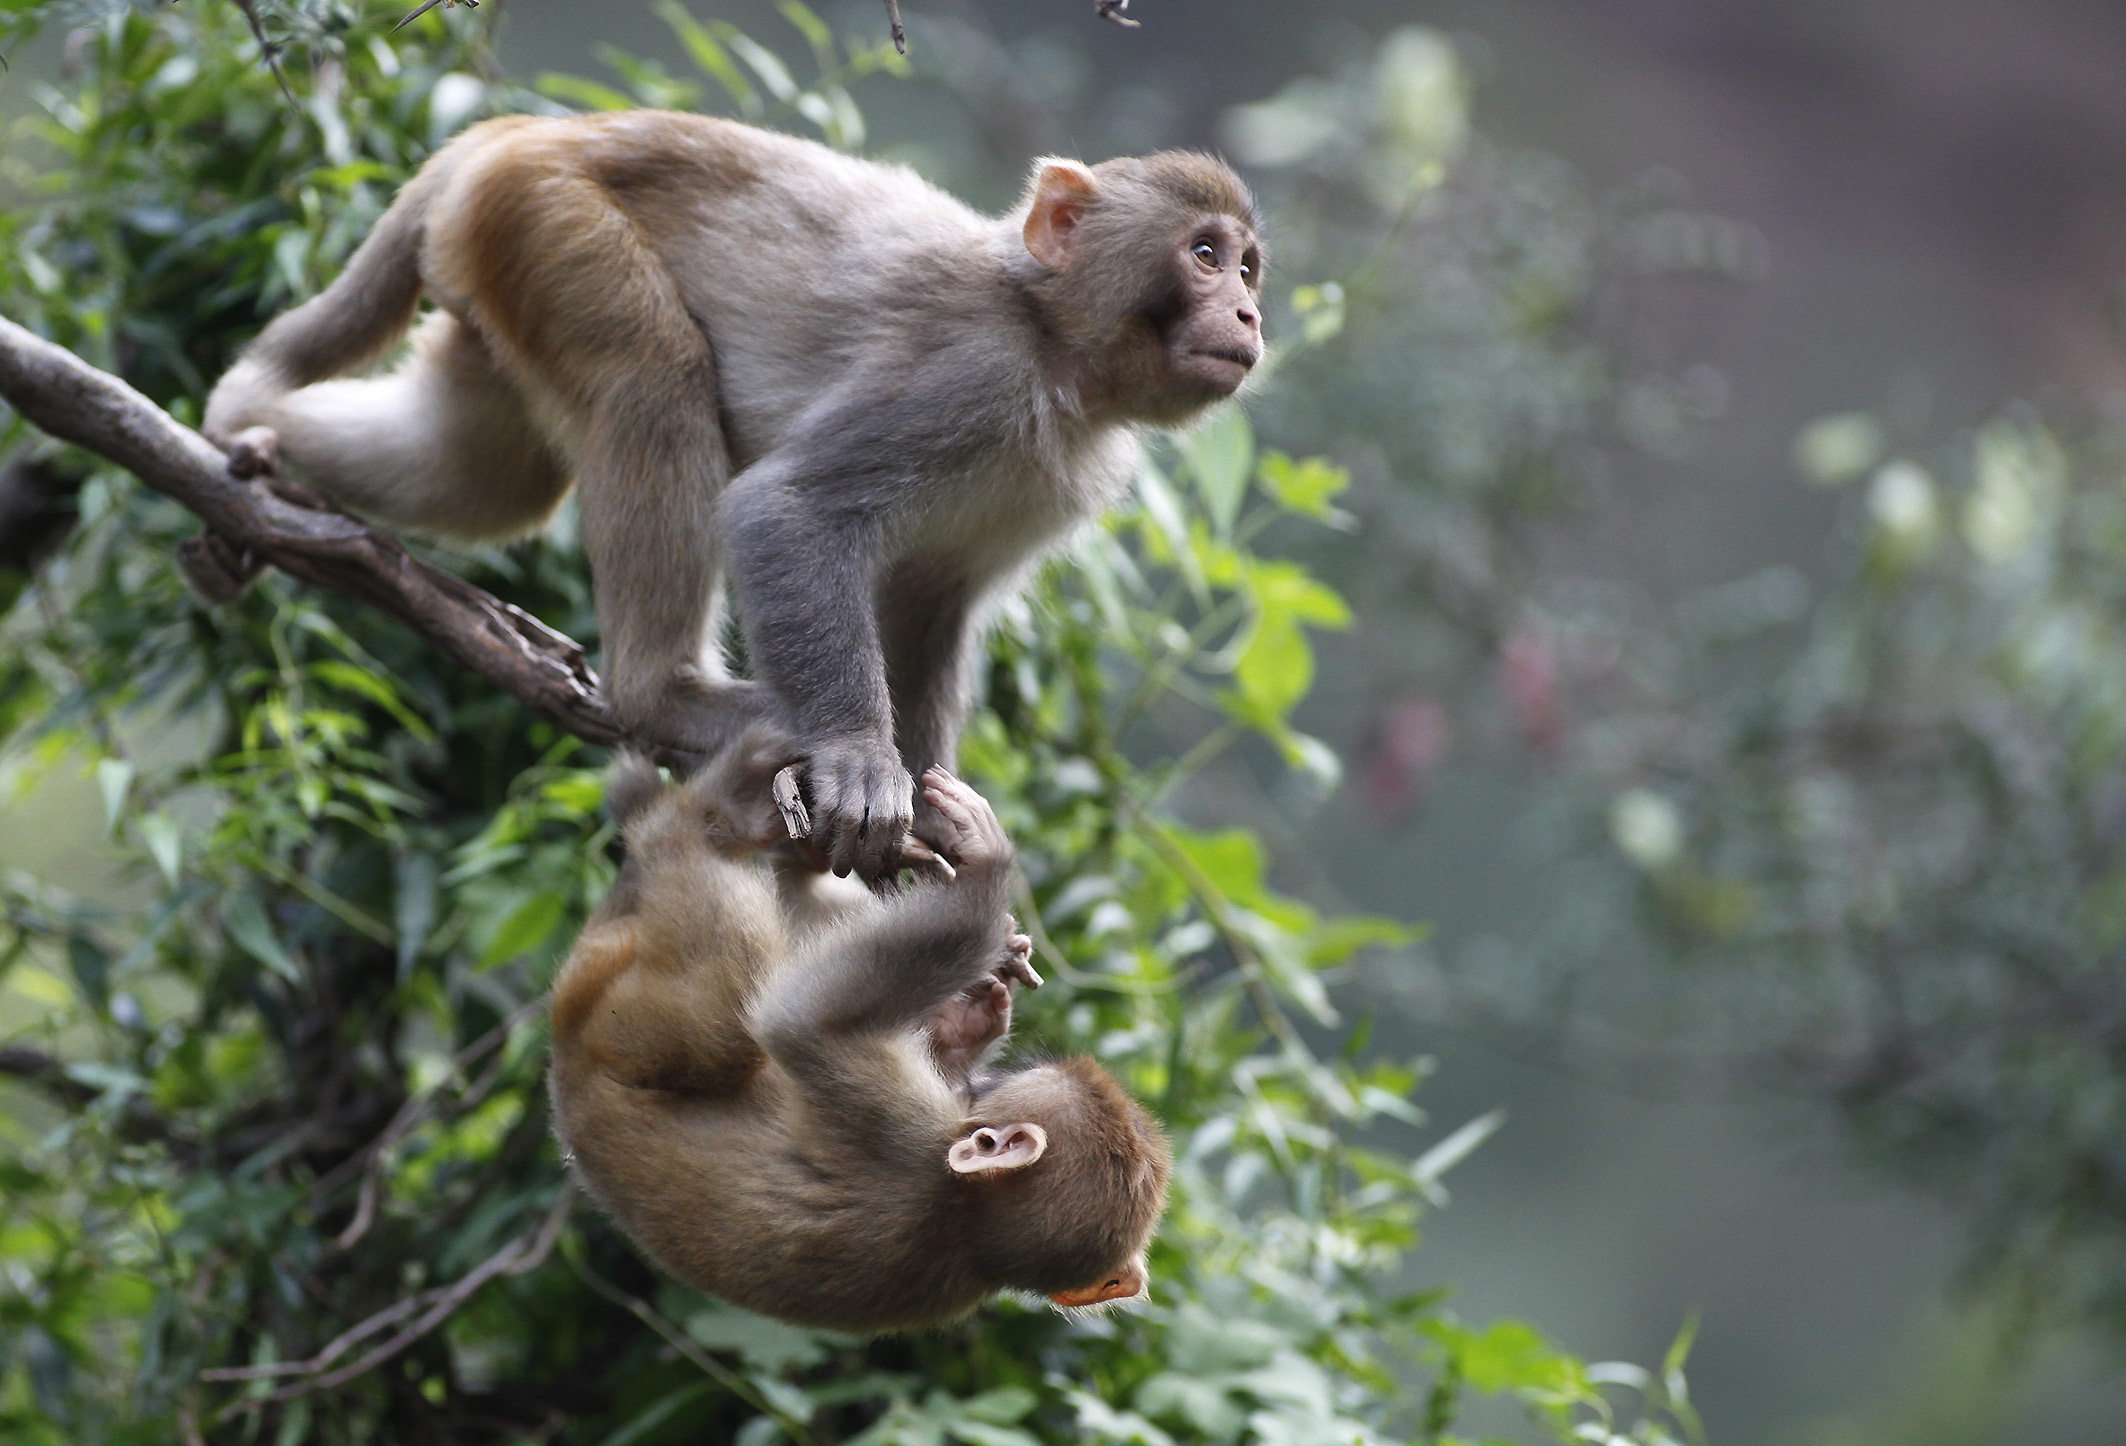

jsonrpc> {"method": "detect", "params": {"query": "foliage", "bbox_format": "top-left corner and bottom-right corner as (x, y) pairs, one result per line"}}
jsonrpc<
(0, 3), (1699, 1443)
(1575, 406), (2126, 1342)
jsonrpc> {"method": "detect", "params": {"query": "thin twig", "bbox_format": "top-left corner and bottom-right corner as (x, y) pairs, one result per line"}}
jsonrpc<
(204, 1184), (571, 1408)
(315, 991), (550, 1249)
(392, 0), (480, 35)
(0, 317), (626, 750)
(883, 0), (906, 54)
(1095, 0), (1142, 29)
(232, 0), (299, 105)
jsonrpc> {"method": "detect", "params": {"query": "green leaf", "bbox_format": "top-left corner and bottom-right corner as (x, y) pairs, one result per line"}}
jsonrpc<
(538, 72), (639, 112)
(310, 660), (434, 742)
(1412, 1109), (1504, 1190)
(478, 890), (566, 969)
(67, 934), (110, 1011)
(137, 811), (182, 886)
(776, 0), (834, 63)
(686, 1303), (835, 1372)
(958, 1387), (1036, 1425)
(394, 851), (438, 983)
(1175, 408), (1256, 538)
(653, 1), (759, 114)
(595, 1383), (713, 1446)
(95, 757), (133, 835)
(724, 28), (800, 102)
(1306, 915), (1424, 966)
(1257, 451), (1351, 520)
(222, 890), (302, 984)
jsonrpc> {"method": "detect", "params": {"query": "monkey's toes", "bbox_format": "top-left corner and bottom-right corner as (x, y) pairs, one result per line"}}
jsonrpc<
(999, 938), (1042, 991)
(175, 530), (263, 605)
(225, 426), (281, 480)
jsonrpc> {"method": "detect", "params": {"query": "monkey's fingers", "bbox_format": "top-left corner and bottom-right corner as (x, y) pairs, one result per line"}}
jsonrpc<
(771, 766), (812, 840)
(1000, 935), (1042, 990)
(920, 771), (982, 831)
(898, 837), (956, 884)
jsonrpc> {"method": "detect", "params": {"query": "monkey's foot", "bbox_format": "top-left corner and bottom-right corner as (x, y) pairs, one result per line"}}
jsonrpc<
(224, 425), (280, 480)
(176, 529), (264, 605)
(629, 678), (780, 772)
(804, 735), (918, 880)
(999, 933), (1041, 990)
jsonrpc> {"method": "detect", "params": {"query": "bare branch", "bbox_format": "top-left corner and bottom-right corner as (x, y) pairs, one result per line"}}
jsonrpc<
(884, 0), (906, 54)
(202, 1184), (571, 1407)
(232, 0), (299, 104)
(0, 316), (625, 750)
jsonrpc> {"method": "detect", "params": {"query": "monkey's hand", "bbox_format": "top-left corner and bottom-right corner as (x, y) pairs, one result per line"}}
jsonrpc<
(918, 767), (1013, 880)
(804, 735), (916, 880)
(677, 721), (808, 855)
(927, 939), (1038, 1074)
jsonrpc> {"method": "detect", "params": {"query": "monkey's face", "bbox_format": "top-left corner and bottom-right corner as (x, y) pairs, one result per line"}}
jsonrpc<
(1158, 215), (1265, 404)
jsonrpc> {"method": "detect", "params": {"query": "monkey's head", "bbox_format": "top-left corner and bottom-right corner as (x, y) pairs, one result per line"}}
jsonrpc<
(1016, 152), (1266, 425)
(948, 1057), (1173, 1310)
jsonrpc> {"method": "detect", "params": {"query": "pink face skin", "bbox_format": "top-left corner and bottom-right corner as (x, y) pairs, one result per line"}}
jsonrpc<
(1165, 215), (1265, 398)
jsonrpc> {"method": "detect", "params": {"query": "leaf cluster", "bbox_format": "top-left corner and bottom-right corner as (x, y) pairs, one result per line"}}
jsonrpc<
(1, 5), (1698, 1443)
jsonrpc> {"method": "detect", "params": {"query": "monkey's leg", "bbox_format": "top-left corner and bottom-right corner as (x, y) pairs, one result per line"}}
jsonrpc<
(881, 577), (981, 854)
(237, 313), (573, 542)
(572, 350), (773, 764)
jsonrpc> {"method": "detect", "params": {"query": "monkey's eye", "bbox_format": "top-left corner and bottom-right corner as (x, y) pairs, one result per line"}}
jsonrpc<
(1191, 240), (1219, 270)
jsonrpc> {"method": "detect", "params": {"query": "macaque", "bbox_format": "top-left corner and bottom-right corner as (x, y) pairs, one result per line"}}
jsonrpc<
(203, 113), (1265, 878)
(548, 733), (1172, 1333)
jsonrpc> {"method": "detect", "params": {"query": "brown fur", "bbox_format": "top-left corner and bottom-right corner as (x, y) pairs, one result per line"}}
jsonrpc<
(205, 114), (1264, 878)
(549, 739), (1171, 1332)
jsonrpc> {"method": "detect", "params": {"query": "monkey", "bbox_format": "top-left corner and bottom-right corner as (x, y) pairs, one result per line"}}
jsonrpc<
(203, 112), (1266, 879)
(547, 731), (1173, 1333)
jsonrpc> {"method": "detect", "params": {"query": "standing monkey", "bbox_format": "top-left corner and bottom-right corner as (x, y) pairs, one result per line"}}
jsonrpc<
(549, 733), (1171, 1332)
(204, 113), (1265, 878)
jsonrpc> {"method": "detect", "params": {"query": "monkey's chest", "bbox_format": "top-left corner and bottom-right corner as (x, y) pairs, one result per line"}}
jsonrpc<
(918, 435), (1139, 573)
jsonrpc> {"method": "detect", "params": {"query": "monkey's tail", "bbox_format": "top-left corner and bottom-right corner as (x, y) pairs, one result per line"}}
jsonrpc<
(202, 162), (447, 446)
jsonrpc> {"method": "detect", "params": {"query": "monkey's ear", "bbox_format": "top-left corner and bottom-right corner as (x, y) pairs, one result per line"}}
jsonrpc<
(947, 1122), (1048, 1174)
(1022, 161), (1098, 271)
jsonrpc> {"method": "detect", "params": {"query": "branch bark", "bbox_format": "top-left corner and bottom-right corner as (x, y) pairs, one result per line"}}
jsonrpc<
(0, 315), (625, 749)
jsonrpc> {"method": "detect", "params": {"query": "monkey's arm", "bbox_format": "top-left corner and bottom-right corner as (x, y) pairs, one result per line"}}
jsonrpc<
(751, 771), (1015, 1070)
(723, 448), (906, 879)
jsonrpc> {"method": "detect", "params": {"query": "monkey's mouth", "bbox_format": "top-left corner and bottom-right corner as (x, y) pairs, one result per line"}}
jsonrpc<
(1190, 346), (1260, 371)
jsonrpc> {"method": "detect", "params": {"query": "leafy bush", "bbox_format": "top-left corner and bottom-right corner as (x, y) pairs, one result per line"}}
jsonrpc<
(1595, 406), (2126, 1342)
(0, 4), (1698, 1442)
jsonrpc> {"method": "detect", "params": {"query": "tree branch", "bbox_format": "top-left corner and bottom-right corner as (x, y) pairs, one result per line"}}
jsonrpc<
(0, 316), (625, 749)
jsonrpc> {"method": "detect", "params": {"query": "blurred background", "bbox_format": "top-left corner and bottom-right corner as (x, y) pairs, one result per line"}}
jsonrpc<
(13, 1), (2126, 1441)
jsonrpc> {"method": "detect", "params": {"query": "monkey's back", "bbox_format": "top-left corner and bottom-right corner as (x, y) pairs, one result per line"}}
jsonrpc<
(419, 111), (1017, 460)
(552, 1058), (995, 1333)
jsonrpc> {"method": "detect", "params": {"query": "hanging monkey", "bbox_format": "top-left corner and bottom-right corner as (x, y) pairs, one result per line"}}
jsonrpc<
(549, 732), (1171, 1332)
(204, 113), (1265, 879)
